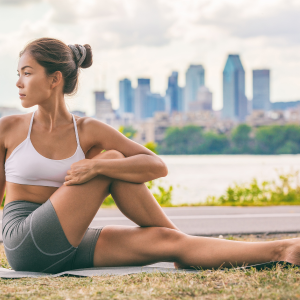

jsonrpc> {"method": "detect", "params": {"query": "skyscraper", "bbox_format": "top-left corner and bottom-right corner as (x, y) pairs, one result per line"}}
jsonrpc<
(184, 65), (205, 112)
(189, 86), (213, 111)
(119, 78), (134, 115)
(134, 78), (151, 120)
(252, 69), (270, 111)
(144, 93), (165, 119)
(166, 71), (179, 113)
(95, 91), (113, 119)
(223, 54), (247, 121)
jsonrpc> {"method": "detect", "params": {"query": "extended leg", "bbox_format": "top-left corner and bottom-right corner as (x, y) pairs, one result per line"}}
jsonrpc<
(94, 225), (293, 269)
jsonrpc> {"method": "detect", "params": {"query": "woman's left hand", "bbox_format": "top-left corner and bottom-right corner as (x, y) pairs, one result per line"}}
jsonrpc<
(64, 159), (97, 186)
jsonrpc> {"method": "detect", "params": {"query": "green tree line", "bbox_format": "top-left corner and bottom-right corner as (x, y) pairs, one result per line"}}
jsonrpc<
(158, 124), (300, 155)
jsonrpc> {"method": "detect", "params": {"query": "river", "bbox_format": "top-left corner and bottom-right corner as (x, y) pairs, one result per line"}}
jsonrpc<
(158, 155), (300, 204)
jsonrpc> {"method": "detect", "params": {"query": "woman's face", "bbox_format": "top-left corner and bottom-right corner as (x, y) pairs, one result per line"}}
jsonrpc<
(16, 52), (53, 108)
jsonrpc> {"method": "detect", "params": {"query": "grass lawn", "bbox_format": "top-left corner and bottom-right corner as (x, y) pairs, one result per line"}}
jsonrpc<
(1, 234), (300, 299)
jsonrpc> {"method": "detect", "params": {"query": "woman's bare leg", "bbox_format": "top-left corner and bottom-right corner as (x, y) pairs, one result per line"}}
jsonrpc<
(93, 225), (295, 269)
(109, 174), (178, 230)
(50, 149), (300, 269)
(50, 149), (177, 247)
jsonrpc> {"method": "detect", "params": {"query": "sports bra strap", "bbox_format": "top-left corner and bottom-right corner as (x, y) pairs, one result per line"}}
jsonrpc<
(72, 114), (80, 146)
(27, 111), (36, 138)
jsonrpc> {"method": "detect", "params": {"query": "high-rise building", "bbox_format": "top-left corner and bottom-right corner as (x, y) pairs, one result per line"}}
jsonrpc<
(178, 87), (184, 112)
(144, 93), (165, 119)
(223, 54), (247, 121)
(189, 86), (213, 111)
(184, 65), (205, 112)
(166, 71), (179, 113)
(95, 91), (113, 119)
(119, 78), (134, 115)
(134, 78), (151, 120)
(252, 69), (270, 111)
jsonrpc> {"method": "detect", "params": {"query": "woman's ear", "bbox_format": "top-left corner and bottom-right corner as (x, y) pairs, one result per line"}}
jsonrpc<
(50, 71), (63, 89)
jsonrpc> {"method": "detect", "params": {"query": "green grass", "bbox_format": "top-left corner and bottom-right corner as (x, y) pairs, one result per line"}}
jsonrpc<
(1, 234), (300, 299)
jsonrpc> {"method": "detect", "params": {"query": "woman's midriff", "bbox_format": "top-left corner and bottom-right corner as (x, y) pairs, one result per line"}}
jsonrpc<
(5, 182), (58, 206)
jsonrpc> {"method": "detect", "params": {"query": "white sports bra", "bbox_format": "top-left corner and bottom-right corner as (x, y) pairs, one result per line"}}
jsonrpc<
(5, 111), (86, 187)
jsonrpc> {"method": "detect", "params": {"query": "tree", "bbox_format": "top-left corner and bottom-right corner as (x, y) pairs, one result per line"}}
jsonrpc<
(158, 125), (204, 154)
(119, 126), (137, 139)
(231, 124), (252, 153)
(199, 132), (230, 154)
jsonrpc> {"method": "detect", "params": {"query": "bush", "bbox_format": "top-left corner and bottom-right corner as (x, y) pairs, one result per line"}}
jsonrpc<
(204, 171), (300, 206)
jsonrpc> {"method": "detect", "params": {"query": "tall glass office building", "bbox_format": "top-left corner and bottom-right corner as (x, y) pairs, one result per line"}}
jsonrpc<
(252, 69), (270, 111)
(134, 78), (151, 120)
(223, 54), (247, 121)
(166, 71), (179, 113)
(144, 93), (165, 119)
(119, 79), (134, 115)
(184, 65), (205, 112)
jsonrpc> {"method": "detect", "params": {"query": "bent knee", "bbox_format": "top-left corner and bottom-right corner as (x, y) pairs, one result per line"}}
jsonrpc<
(92, 149), (125, 160)
(152, 227), (183, 243)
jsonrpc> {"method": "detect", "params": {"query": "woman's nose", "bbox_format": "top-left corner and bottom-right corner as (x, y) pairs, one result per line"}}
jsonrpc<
(16, 76), (23, 88)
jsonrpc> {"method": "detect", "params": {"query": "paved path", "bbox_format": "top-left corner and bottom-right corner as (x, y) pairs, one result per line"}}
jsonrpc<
(1, 205), (300, 242)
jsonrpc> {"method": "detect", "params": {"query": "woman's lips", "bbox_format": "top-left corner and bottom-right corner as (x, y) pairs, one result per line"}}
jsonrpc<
(19, 94), (26, 98)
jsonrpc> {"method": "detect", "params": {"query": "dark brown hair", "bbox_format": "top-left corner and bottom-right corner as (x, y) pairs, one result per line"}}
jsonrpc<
(20, 38), (93, 95)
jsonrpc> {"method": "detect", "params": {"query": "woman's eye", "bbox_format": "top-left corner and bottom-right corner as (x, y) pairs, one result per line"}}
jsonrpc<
(24, 72), (30, 76)
(17, 74), (20, 77)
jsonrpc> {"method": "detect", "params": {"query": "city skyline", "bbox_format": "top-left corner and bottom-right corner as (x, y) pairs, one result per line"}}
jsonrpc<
(0, 1), (300, 116)
(116, 56), (272, 122)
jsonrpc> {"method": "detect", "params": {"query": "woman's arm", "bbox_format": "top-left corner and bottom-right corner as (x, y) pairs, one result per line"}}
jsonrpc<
(92, 152), (167, 183)
(65, 118), (168, 185)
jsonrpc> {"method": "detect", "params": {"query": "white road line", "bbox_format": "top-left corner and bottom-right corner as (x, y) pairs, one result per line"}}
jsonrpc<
(91, 213), (300, 222)
(0, 213), (299, 225)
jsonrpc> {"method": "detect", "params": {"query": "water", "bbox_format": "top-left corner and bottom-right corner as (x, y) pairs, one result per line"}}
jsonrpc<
(158, 155), (300, 205)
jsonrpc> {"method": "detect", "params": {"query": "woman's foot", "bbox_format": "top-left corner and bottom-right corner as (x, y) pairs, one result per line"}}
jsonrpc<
(281, 238), (300, 266)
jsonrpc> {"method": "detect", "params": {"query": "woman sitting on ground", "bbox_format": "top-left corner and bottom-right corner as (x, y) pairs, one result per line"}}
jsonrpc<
(1, 38), (299, 273)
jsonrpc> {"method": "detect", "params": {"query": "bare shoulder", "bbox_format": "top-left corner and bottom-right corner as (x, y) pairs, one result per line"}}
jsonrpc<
(0, 113), (32, 142)
(74, 116), (129, 150)
(75, 116), (115, 134)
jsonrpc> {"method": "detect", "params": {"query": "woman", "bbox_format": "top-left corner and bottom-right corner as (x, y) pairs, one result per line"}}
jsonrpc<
(1, 38), (299, 273)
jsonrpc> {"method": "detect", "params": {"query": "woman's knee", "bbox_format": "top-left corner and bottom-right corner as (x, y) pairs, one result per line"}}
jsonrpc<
(91, 149), (125, 160)
(152, 227), (184, 245)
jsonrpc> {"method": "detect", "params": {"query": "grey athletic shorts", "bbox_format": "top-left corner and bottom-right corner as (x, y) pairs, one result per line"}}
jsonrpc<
(2, 199), (103, 273)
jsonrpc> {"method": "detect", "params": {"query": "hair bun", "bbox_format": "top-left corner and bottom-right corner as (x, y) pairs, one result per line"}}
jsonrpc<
(76, 44), (93, 69)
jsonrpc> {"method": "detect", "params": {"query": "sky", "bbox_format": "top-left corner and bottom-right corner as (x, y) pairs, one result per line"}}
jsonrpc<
(0, 0), (300, 115)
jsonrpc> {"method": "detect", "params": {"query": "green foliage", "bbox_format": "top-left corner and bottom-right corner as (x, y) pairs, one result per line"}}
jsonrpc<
(158, 125), (229, 154)
(119, 125), (137, 139)
(231, 124), (252, 153)
(255, 124), (300, 154)
(102, 194), (115, 207)
(102, 180), (173, 207)
(144, 141), (158, 154)
(159, 123), (300, 155)
(204, 171), (300, 206)
(146, 180), (173, 206)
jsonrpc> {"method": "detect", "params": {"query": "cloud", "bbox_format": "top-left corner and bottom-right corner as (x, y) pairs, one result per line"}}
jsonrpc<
(0, 0), (41, 4)
(46, 0), (78, 23)
(47, 0), (175, 48)
(195, 0), (300, 45)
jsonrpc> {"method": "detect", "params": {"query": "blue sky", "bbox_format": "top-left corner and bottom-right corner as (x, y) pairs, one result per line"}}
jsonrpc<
(0, 0), (300, 115)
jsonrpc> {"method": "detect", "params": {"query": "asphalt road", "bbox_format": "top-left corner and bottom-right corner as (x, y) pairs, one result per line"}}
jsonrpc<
(1, 205), (300, 242)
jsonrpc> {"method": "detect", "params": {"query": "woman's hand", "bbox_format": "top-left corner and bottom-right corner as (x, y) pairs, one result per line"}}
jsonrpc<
(64, 159), (97, 186)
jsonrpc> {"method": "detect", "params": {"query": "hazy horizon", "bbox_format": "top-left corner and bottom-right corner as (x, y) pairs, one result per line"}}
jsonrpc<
(0, 0), (300, 116)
